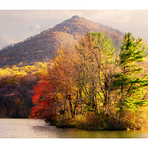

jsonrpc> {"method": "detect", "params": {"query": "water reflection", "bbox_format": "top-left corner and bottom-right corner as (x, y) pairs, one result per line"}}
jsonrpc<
(32, 125), (148, 138)
(0, 119), (148, 138)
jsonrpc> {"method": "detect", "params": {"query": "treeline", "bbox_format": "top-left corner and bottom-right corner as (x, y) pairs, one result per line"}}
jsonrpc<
(0, 62), (49, 118)
(31, 32), (148, 130)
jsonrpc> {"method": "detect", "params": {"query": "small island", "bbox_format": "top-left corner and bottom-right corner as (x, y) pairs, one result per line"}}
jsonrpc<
(30, 32), (148, 131)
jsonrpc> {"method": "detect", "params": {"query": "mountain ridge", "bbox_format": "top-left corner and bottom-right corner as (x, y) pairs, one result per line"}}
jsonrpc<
(0, 15), (125, 68)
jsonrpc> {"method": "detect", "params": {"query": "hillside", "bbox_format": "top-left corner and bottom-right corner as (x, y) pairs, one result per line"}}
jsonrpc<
(0, 15), (125, 68)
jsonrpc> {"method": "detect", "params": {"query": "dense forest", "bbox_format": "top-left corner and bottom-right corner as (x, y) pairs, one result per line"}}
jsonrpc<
(0, 62), (49, 117)
(29, 31), (148, 130)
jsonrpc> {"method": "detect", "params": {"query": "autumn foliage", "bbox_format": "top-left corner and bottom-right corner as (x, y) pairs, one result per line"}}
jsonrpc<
(31, 77), (57, 124)
(0, 62), (48, 118)
(30, 32), (148, 130)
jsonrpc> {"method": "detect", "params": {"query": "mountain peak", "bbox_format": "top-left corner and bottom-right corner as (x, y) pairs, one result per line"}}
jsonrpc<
(71, 15), (80, 19)
(0, 15), (124, 67)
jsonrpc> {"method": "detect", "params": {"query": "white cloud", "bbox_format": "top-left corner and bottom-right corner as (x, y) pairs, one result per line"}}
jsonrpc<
(137, 20), (148, 26)
(35, 24), (40, 29)
(118, 16), (131, 22)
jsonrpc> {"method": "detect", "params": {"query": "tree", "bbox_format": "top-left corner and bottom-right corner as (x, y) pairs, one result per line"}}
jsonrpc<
(51, 47), (80, 119)
(31, 76), (57, 124)
(74, 32), (117, 114)
(113, 32), (148, 112)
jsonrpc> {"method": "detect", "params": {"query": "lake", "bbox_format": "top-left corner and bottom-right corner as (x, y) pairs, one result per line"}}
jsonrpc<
(0, 118), (148, 138)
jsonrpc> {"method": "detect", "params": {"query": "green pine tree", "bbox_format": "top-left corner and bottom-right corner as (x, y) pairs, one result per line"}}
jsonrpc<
(113, 32), (148, 111)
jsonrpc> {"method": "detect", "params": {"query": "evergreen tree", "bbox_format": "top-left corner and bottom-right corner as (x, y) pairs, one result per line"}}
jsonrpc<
(113, 33), (148, 111)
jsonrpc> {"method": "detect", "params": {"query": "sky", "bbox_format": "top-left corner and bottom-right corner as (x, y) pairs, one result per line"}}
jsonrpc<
(0, 1), (148, 50)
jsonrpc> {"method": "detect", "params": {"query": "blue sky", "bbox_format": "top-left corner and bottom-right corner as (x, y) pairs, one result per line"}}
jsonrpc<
(0, 1), (148, 49)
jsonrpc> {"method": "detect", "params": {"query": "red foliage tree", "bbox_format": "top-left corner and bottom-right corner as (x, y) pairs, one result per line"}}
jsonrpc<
(31, 76), (57, 124)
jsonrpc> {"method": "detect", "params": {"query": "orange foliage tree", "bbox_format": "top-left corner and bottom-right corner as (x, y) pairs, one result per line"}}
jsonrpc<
(31, 45), (80, 124)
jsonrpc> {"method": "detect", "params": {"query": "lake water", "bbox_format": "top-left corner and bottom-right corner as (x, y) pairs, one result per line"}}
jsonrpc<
(1, 118), (148, 138)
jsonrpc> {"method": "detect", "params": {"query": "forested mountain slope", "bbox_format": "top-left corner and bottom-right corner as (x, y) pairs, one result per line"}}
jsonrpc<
(0, 15), (124, 68)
